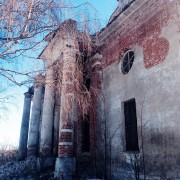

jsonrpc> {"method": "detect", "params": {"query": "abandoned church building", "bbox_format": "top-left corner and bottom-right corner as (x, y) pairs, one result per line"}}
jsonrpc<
(17, 0), (180, 179)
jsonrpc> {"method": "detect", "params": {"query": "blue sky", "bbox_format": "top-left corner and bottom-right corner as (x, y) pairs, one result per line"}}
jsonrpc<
(79, 0), (118, 25)
(0, 0), (118, 148)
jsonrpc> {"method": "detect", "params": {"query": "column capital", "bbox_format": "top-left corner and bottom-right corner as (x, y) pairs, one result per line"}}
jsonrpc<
(34, 74), (45, 87)
(24, 92), (32, 98)
(24, 87), (33, 98)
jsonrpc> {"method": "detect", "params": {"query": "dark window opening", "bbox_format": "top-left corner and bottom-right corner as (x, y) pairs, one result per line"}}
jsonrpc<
(124, 98), (139, 151)
(77, 53), (91, 92)
(121, 50), (135, 74)
(82, 115), (90, 152)
(85, 78), (91, 91)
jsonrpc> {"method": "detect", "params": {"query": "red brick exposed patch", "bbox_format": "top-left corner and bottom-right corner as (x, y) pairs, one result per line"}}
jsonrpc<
(59, 132), (72, 142)
(100, 1), (178, 69)
(62, 122), (73, 129)
(58, 145), (74, 157)
(143, 37), (169, 68)
(58, 121), (74, 156)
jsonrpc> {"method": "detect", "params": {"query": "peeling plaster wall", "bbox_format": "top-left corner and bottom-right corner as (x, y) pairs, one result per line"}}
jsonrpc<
(97, 1), (180, 179)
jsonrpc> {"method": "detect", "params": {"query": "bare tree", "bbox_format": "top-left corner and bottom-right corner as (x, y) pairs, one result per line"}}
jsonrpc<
(0, 0), (101, 126)
(0, 0), (99, 86)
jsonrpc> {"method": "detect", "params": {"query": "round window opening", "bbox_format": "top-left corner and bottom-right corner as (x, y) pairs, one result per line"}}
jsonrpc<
(121, 50), (135, 74)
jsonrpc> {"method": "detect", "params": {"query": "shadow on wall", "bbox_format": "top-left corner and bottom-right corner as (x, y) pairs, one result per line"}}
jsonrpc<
(96, 128), (180, 180)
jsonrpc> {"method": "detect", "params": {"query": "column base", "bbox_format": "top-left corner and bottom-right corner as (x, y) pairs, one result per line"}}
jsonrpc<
(38, 157), (56, 171)
(27, 146), (38, 157)
(54, 157), (76, 180)
(17, 149), (27, 161)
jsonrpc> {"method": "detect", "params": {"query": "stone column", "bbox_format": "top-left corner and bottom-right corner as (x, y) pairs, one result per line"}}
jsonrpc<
(27, 76), (44, 157)
(55, 20), (78, 180)
(40, 66), (55, 157)
(18, 87), (33, 160)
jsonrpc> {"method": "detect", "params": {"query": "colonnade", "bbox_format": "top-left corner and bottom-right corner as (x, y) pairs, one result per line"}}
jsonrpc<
(18, 19), (78, 179)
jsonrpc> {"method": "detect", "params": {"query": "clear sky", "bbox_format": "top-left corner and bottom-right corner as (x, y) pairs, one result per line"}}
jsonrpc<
(78, 0), (118, 25)
(0, 0), (118, 148)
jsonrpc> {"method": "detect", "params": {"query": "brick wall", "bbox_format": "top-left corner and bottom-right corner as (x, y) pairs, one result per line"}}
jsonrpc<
(99, 0), (179, 69)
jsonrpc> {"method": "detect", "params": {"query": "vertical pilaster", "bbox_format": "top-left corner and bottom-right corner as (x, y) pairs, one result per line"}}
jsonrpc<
(58, 52), (77, 158)
(55, 20), (78, 180)
(40, 66), (55, 157)
(18, 88), (33, 160)
(27, 76), (44, 157)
